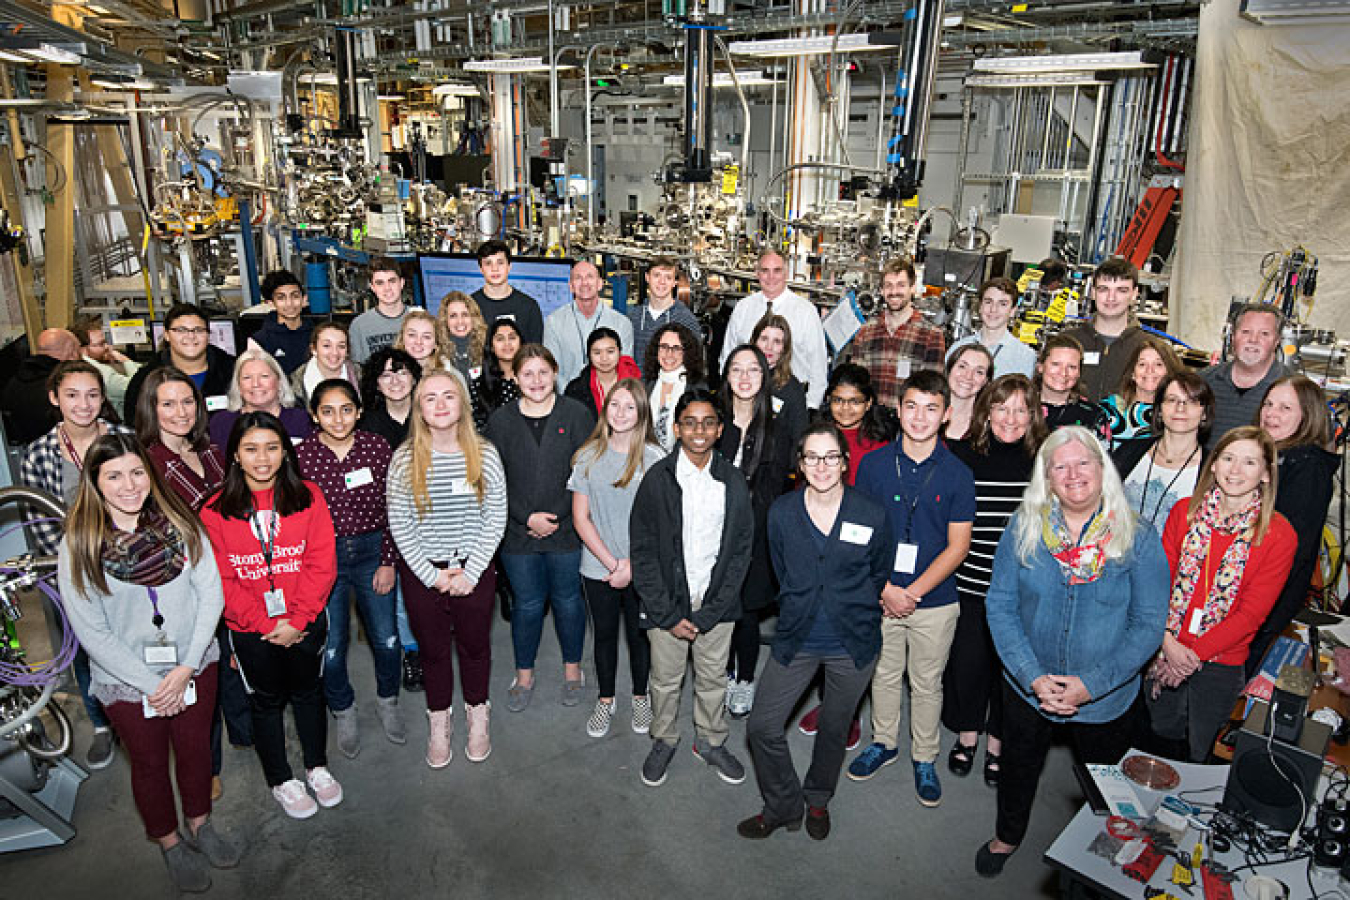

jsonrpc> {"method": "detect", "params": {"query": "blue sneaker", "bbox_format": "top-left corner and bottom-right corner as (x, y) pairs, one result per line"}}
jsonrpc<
(914, 761), (942, 807)
(846, 743), (899, 781)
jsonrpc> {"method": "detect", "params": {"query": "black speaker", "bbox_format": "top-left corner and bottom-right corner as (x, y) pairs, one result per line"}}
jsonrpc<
(1222, 700), (1330, 834)
(1315, 798), (1350, 869)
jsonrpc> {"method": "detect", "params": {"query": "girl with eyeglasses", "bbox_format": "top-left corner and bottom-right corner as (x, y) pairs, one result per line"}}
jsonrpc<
(817, 364), (898, 486)
(643, 322), (705, 452)
(739, 422), (892, 841)
(1114, 371), (1215, 533)
(718, 344), (795, 718)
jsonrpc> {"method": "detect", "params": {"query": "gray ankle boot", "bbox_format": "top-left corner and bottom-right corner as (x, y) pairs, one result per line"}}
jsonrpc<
(162, 840), (211, 893)
(333, 705), (360, 759)
(376, 696), (407, 745)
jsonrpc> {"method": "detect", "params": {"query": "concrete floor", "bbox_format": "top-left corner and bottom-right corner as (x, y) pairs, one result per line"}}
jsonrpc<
(4, 618), (1088, 899)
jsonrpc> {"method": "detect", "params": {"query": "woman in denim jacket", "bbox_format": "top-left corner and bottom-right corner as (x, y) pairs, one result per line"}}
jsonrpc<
(975, 426), (1170, 878)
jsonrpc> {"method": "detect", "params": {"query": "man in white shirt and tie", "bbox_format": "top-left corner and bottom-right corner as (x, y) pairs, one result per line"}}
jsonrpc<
(719, 250), (829, 409)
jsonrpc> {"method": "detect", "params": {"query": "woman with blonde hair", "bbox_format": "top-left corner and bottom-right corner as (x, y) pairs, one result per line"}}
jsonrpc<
(394, 309), (452, 374)
(569, 377), (663, 738)
(1146, 426), (1295, 761)
(209, 346), (311, 447)
(750, 313), (808, 448)
(976, 426), (1169, 878)
(59, 433), (239, 891)
(438, 291), (491, 427)
(387, 367), (507, 767)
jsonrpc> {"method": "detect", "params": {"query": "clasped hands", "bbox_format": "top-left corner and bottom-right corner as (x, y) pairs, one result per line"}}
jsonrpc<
(880, 583), (920, 618)
(1030, 674), (1092, 717)
(1149, 633), (1201, 693)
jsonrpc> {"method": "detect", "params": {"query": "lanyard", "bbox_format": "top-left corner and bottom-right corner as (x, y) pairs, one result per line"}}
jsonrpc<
(59, 424), (89, 471)
(148, 586), (164, 630)
(250, 505), (281, 592)
(893, 452), (940, 543)
(570, 304), (598, 357)
(1139, 443), (1199, 525)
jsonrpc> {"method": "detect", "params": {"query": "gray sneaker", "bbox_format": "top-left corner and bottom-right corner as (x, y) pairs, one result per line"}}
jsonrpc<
(332, 705), (360, 759)
(506, 679), (534, 713)
(561, 674), (585, 707)
(162, 841), (211, 893)
(694, 740), (746, 785)
(375, 696), (407, 745)
(87, 727), (116, 770)
(183, 819), (241, 869)
(641, 740), (678, 787)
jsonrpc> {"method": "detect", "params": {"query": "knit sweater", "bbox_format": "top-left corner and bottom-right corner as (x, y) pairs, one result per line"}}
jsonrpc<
(200, 483), (337, 634)
(387, 441), (508, 587)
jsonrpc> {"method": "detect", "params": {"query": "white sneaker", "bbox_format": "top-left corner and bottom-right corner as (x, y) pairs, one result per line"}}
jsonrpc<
(727, 680), (754, 718)
(271, 779), (318, 819)
(586, 700), (615, 738)
(305, 766), (344, 808)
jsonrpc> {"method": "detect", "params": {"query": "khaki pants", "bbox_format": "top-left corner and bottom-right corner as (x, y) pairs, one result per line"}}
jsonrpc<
(647, 622), (734, 747)
(868, 603), (960, 762)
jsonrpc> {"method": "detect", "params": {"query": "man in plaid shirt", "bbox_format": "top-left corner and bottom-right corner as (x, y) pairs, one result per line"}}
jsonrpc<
(847, 258), (946, 410)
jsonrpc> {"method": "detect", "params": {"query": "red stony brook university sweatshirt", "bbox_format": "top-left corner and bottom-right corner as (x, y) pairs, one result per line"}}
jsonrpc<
(200, 483), (338, 635)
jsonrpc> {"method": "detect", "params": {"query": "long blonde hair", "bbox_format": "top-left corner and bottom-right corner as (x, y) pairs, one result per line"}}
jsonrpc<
(573, 378), (660, 489)
(401, 367), (486, 514)
(1012, 426), (1138, 564)
(394, 309), (451, 371)
(438, 291), (487, 367)
(1189, 426), (1279, 544)
(64, 434), (204, 596)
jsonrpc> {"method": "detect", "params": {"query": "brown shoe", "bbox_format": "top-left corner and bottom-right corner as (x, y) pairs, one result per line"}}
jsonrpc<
(210, 776), (223, 802)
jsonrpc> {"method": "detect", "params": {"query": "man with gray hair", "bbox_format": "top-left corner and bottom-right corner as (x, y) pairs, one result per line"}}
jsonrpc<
(1201, 304), (1289, 451)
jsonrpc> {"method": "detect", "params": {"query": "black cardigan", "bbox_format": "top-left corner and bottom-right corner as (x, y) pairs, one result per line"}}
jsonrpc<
(768, 487), (893, 668)
(484, 396), (593, 554)
(630, 449), (754, 633)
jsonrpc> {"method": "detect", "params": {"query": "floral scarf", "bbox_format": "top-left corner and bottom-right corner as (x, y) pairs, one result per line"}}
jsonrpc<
(100, 507), (186, 588)
(1041, 500), (1114, 584)
(1165, 485), (1260, 637)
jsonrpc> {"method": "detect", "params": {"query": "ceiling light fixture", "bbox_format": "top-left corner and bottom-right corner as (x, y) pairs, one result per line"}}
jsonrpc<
(661, 70), (778, 88)
(727, 31), (902, 58)
(965, 72), (1108, 88)
(971, 51), (1157, 73)
(433, 82), (479, 97)
(463, 56), (576, 73)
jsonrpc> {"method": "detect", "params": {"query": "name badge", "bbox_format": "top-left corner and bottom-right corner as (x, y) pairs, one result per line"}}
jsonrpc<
(895, 359), (912, 379)
(1187, 608), (1204, 636)
(771, 396), (784, 415)
(345, 467), (374, 489)
(291, 436), (304, 446)
(143, 642), (178, 666)
(1083, 351), (1101, 365)
(469, 366), (482, 380)
(205, 395), (229, 412)
(450, 478), (476, 495)
(840, 523), (873, 545)
(264, 588), (287, 617)
(894, 542), (919, 574)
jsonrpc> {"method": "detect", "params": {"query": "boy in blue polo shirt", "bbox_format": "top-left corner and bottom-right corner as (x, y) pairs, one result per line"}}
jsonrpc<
(847, 369), (975, 806)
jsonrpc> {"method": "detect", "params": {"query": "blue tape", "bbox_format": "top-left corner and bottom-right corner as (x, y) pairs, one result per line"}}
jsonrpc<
(892, 105), (906, 116)
(886, 153), (905, 163)
(904, 7), (916, 18)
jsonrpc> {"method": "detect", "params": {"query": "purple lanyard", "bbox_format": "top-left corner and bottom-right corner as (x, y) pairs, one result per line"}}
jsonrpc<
(149, 586), (164, 630)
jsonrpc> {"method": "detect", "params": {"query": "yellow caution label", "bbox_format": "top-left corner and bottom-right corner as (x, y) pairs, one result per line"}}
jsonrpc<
(110, 319), (146, 328)
(902, 196), (919, 208)
(721, 166), (739, 195)
(1012, 3), (1028, 11)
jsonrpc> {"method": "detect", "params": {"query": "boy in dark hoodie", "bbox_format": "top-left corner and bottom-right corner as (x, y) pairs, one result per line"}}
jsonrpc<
(254, 271), (313, 377)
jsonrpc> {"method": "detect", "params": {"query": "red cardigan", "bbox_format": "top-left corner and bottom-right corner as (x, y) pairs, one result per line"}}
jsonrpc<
(201, 482), (338, 634)
(1161, 499), (1297, 666)
(841, 426), (886, 487)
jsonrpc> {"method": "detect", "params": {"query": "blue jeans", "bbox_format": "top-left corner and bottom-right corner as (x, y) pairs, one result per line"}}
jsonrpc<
(323, 531), (401, 710)
(72, 649), (109, 729)
(500, 550), (585, 671)
(395, 582), (418, 651)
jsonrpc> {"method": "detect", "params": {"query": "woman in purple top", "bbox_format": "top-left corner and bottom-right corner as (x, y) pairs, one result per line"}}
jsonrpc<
(296, 379), (406, 759)
(209, 347), (312, 449)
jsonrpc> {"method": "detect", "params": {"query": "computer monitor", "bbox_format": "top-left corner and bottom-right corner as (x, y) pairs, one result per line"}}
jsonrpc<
(417, 253), (576, 320)
(150, 319), (239, 356)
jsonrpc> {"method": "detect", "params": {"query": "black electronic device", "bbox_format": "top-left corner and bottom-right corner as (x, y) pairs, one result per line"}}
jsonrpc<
(1222, 700), (1331, 834)
(1272, 665), (1316, 744)
(1315, 798), (1350, 869)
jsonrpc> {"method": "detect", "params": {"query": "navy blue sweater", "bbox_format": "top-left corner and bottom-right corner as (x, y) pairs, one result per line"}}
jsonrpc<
(252, 313), (313, 376)
(768, 486), (893, 669)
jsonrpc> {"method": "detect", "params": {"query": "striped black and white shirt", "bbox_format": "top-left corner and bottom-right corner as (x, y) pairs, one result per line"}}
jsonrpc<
(951, 438), (1034, 604)
(387, 441), (508, 588)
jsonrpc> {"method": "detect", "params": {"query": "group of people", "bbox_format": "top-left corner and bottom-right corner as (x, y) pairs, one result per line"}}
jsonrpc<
(23, 242), (1340, 890)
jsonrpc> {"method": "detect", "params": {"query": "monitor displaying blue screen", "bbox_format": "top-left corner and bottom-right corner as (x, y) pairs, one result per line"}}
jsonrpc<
(418, 253), (576, 321)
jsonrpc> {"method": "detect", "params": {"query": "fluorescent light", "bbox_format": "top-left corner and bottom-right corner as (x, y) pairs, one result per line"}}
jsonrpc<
(0, 51), (28, 63)
(433, 82), (478, 97)
(727, 31), (901, 58)
(463, 56), (576, 73)
(305, 73), (373, 85)
(943, 14), (964, 26)
(91, 76), (154, 89)
(965, 72), (1108, 88)
(972, 51), (1157, 73)
(377, 93), (405, 100)
(25, 44), (82, 65)
(662, 70), (778, 88)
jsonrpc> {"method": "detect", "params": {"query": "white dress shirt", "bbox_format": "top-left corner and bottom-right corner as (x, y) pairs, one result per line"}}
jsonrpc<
(719, 288), (829, 408)
(675, 450), (726, 611)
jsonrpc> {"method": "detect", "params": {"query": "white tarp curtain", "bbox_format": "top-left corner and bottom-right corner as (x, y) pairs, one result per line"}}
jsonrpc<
(1172, 0), (1350, 349)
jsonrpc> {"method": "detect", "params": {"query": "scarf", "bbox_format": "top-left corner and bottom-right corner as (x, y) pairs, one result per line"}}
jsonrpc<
(1165, 485), (1261, 636)
(100, 507), (186, 587)
(1041, 500), (1113, 584)
(651, 368), (686, 450)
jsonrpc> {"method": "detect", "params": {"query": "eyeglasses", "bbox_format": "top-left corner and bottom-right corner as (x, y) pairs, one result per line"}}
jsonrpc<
(829, 396), (867, 408)
(168, 326), (209, 336)
(1161, 396), (1201, 409)
(801, 452), (844, 467)
(728, 365), (762, 378)
(657, 343), (684, 354)
(378, 369), (411, 381)
(678, 417), (720, 431)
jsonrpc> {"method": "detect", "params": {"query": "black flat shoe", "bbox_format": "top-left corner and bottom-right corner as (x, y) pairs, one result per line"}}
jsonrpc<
(975, 841), (1015, 877)
(737, 814), (803, 840)
(983, 751), (1001, 787)
(805, 806), (831, 841)
(948, 741), (977, 777)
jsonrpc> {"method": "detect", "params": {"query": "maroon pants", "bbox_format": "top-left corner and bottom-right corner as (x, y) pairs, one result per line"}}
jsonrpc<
(103, 663), (219, 841)
(398, 560), (496, 712)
